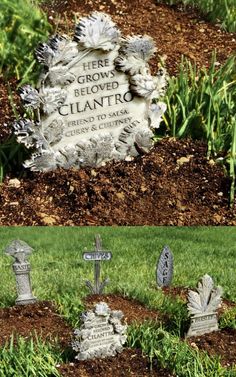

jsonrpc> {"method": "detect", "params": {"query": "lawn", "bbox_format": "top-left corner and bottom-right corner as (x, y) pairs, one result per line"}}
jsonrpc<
(1, 226), (235, 311)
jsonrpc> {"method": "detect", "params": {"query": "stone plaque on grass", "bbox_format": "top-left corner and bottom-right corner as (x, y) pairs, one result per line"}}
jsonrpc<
(72, 302), (127, 360)
(156, 246), (173, 287)
(186, 274), (222, 337)
(5, 239), (37, 305)
(13, 12), (167, 171)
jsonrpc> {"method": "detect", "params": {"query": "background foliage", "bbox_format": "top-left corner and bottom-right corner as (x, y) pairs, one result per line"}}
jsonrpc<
(0, 0), (51, 82)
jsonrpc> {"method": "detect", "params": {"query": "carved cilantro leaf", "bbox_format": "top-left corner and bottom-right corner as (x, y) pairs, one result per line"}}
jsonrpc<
(36, 34), (78, 67)
(19, 85), (41, 109)
(13, 119), (44, 149)
(148, 102), (167, 129)
(130, 73), (158, 98)
(120, 35), (156, 61)
(39, 87), (67, 114)
(19, 86), (67, 114)
(24, 151), (57, 172)
(74, 12), (120, 51)
(115, 54), (147, 75)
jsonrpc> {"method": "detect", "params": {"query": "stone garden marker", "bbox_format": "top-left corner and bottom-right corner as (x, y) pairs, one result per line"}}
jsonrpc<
(5, 239), (37, 305)
(72, 302), (127, 360)
(156, 246), (174, 287)
(13, 12), (167, 171)
(186, 274), (222, 337)
(83, 235), (112, 294)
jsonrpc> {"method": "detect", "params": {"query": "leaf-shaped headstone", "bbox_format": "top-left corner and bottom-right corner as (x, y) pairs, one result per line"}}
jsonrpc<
(156, 246), (174, 287)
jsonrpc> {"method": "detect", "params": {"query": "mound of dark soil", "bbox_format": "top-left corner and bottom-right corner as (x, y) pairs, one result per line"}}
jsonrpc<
(0, 138), (235, 225)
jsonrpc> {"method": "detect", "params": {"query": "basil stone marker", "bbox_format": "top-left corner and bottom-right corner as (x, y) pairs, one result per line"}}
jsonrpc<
(83, 235), (112, 294)
(156, 246), (174, 287)
(72, 302), (127, 360)
(13, 12), (167, 171)
(186, 274), (222, 337)
(5, 240), (37, 305)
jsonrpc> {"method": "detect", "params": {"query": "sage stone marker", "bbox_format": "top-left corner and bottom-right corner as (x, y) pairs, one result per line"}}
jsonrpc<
(13, 12), (167, 171)
(186, 274), (222, 337)
(72, 302), (127, 360)
(156, 246), (174, 287)
(83, 235), (112, 294)
(5, 240), (37, 305)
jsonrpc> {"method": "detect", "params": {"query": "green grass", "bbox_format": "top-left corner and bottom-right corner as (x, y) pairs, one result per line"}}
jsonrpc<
(0, 0), (51, 82)
(0, 335), (61, 377)
(1, 227), (236, 376)
(1, 226), (236, 311)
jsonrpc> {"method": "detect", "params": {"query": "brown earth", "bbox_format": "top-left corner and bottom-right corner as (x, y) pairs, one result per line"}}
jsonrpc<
(0, 138), (235, 225)
(0, 294), (235, 376)
(0, 0), (236, 225)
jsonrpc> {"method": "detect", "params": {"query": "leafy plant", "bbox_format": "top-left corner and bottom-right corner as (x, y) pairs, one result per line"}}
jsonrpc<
(159, 53), (236, 205)
(0, 0), (52, 82)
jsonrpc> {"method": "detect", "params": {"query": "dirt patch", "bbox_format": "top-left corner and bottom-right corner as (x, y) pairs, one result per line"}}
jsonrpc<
(188, 329), (236, 367)
(0, 301), (72, 348)
(0, 138), (235, 225)
(59, 348), (173, 377)
(41, 0), (236, 77)
(84, 294), (161, 324)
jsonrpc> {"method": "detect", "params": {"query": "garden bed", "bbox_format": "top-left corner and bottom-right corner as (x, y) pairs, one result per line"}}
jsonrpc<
(0, 293), (235, 376)
(0, 0), (236, 225)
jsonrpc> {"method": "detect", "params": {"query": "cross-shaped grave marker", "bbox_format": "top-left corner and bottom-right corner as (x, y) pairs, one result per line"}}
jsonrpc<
(83, 235), (112, 294)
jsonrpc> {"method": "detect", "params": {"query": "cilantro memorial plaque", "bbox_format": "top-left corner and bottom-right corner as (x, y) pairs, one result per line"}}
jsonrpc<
(72, 302), (127, 360)
(13, 12), (167, 171)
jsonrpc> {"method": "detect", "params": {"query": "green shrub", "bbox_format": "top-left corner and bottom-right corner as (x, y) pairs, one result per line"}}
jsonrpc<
(0, 0), (52, 82)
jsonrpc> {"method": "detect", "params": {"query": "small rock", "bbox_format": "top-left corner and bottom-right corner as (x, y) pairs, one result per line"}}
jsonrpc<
(116, 192), (125, 200)
(177, 156), (191, 166)
(8, 179), (21, 188)
(9, 202), (19, 206)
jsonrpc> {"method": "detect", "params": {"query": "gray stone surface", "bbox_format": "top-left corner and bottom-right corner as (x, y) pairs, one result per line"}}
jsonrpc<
(83, 235), (112, 294)
(72, 302), (127, 360)
(156, 246), (174, 287)
(5, 240), (37, 305)
(186, 274), (222, 337)
(13, 12), (167, 171)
